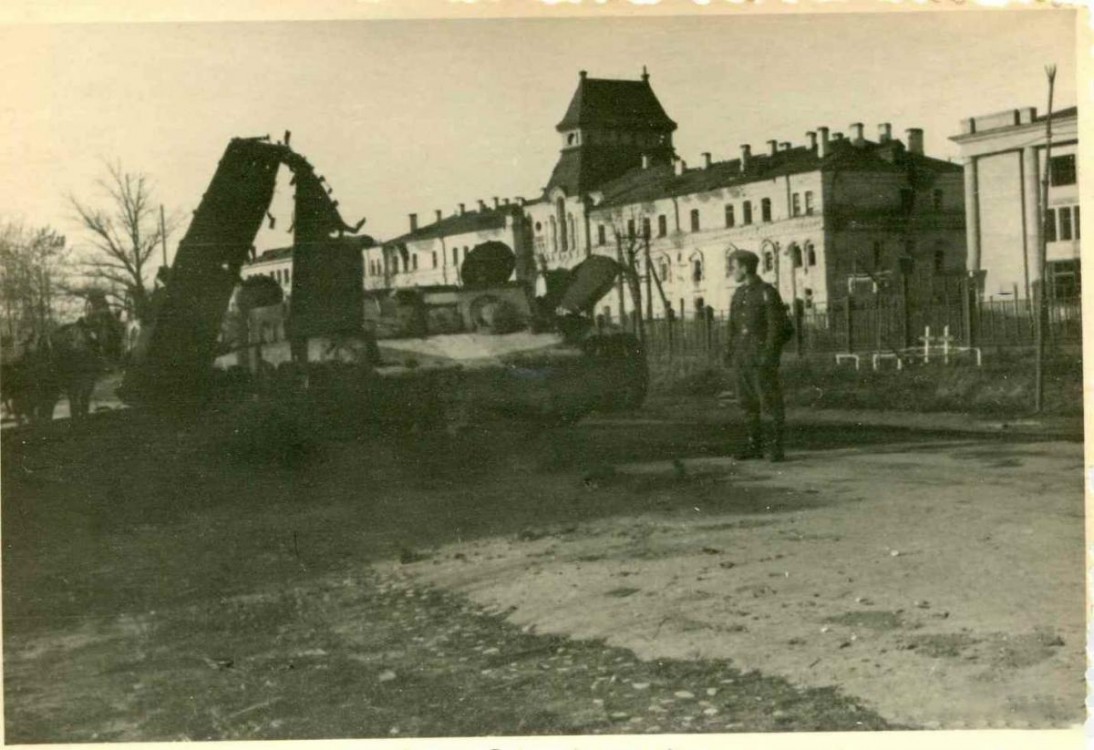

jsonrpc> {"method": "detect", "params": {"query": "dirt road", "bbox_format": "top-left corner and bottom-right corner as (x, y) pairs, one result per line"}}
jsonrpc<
(1, 402), (1082, 739)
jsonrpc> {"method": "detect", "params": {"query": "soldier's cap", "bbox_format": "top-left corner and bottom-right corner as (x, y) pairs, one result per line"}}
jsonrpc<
(727, 249), (760, 268)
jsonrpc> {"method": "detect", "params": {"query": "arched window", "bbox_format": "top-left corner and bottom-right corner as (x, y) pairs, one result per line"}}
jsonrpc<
(789, 243), (803, 269)
(568, 213), (577, 251)
(764, 252), (774, 273)
(549, 216), (558, 252)
(556, 198), (568, 253)
(659, 259), (670, 283)
(806, 243), (817, 268)
(690, 252), (705, 284)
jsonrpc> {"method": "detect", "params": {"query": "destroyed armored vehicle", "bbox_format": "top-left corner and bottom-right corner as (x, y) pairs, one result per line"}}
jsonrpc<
(215, 243), (648, 428)
(120, 135), (646, 428)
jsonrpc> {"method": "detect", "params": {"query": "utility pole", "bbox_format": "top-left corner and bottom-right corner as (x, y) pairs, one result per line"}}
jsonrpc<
(159, 205), (169, 268)
(1035, 64), (1056, 413)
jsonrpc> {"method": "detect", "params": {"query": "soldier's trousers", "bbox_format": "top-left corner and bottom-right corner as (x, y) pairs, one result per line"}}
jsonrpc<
(735, 363), (785, 443)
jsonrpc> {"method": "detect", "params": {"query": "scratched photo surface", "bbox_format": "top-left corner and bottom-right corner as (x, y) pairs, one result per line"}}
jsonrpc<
(0, 8), (1083, 742)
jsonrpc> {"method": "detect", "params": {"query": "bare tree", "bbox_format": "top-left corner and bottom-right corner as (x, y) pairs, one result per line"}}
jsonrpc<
(68, 162), (177, 323)
(603, 206), (649, 342)
(0, 221), (72, 346)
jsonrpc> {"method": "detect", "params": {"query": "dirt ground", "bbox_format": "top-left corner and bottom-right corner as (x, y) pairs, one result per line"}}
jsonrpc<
(1, 395), (1083, 740)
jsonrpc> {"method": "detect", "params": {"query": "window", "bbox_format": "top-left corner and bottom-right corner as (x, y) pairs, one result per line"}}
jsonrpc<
(658, 214), (668, 237)
(692, 258), (703, 283)
(690, 209), (700, 232)
(805, 191), (815, 215)
(412, 254), (418, 271)
(1050, 154), (1076, 186)
(792, 193), (801, 217)
(725, 204), (735, 228)
(627, 219), (636, 239)
(432, 252), (438, 268)
(452, 247), (459, 266)
(1045, 208), (1058, 242)
(804, 288), (814, 308)
(286, 270), (291, 284)
(742, 201), (753, 225)
(1074, 206), (1081, 239)
(763, 252), (774, 273)
(659, 260), (669, 282)
(642, 217), (651, 239)
(761, 198), (772, 223)
(790, 244), (803, 268)
(807, 244), (817, 267)
(597, 224), (606, 246)
(569, 213), (576, 251)
(932, 189), (944, 211)
(1059, 206), (1073, 240)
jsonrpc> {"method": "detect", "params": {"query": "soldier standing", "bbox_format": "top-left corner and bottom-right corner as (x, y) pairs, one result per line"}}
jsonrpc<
(725, 249), (790, 462)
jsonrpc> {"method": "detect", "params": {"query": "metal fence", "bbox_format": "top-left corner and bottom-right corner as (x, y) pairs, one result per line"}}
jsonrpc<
(638, 295), (1082, 364)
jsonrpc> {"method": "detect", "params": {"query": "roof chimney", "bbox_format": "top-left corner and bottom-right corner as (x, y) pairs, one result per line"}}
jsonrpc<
(435, 209), (442, 223)
(832, 132), (844, 142)
(409, 213), (418, 232)
(516, 196), (526, 206)
(641, 65), (649, 83)
(702, 152), (712, 168)
(817, 126), (830, 158)
(905, 128), (924, 155)
(642, 153), (651, 170)
(878, 123), (892, 143)
(579, 70), (587, 80)
(806, 131), (817, 151)
(674, 159), (687, 177)
(779, 142), (791, 152)
(493, 196), (500, 209)
(849, 123), (865, 146)
(503, 198), (510, 205)
(740, 144), (751, 173)
(767, 140), (778, 156)
(477, 199), (487, 212)
(458, 203), (466, 216)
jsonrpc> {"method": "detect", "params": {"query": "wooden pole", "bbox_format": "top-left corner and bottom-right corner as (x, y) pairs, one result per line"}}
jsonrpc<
(1035, 64), (1056, 413)
(159, 205), (169, 268)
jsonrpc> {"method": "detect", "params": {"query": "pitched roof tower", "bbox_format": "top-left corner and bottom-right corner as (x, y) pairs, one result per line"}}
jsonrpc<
(545, 68), (677, 197)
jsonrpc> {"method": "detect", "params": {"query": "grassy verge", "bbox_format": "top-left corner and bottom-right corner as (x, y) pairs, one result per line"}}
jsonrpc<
(650, 349), (1082, 418)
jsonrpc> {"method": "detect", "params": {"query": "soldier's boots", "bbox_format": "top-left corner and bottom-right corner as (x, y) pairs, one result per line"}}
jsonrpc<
(767, 423), (786, 463)
(734, 422), (765, 460)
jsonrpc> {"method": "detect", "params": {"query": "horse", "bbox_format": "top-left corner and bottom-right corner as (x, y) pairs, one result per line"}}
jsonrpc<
(7, 310), (123, 425)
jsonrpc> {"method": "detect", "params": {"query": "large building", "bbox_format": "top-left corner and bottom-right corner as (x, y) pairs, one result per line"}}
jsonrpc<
(950, 106), (1080, 301)
(242, 70), (967, 320)
(374, 200), (532, 291)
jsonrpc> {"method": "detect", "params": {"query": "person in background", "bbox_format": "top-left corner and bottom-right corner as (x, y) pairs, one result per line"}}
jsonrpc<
(725, 249), (792, 462)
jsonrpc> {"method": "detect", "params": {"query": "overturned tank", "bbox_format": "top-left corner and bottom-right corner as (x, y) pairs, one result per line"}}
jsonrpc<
(216, 242), (648, 428)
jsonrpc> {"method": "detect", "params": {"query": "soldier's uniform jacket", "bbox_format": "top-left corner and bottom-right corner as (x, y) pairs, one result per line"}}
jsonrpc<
(728, 278), (785, 368)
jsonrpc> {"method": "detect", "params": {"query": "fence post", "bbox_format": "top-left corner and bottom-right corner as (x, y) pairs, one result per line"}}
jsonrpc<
(794, 299), (804, 357)
(961, 275), (974, 347)
(900, 272), (911, 349)
(844, 292), (854, 353)
(874, 286), (882, 352)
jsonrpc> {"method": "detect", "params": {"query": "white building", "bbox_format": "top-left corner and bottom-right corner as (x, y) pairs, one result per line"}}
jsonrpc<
(950, 106), (1080, 300)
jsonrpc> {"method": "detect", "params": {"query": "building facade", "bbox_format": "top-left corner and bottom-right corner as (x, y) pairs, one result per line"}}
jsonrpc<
(374, 201), (532, 291)
(239, 69), (967, 322)
(950, 106), (1080, 301)
(583, 123), (966, 318)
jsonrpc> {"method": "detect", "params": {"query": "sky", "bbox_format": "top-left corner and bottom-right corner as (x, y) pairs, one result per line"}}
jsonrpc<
(0, 9), (1079, 260)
